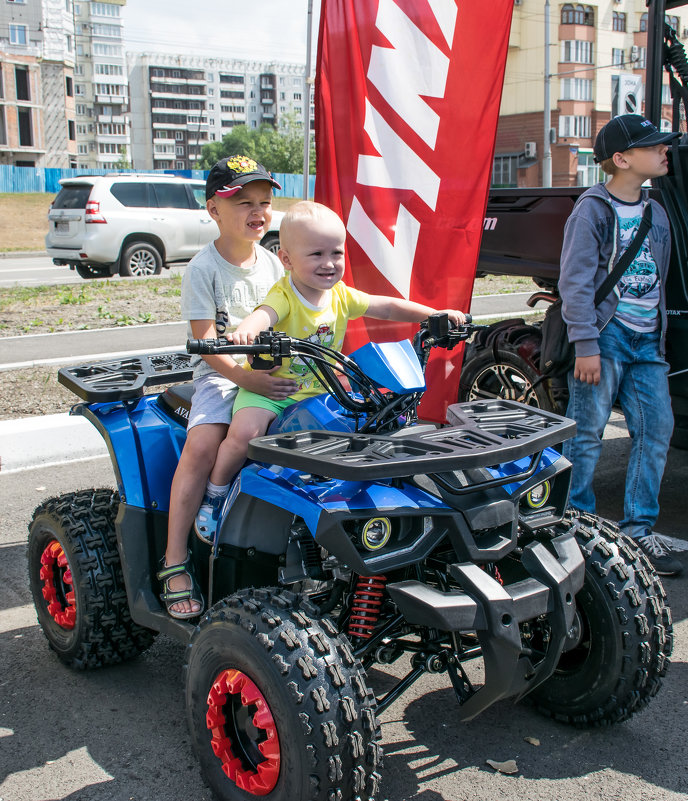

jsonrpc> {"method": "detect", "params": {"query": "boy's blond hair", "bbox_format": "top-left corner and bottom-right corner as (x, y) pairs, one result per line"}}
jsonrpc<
(599, 156), (618, 176)
(279, 201), (345, 251)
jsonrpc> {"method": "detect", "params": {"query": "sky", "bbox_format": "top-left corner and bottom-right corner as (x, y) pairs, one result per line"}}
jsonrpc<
(121, 0), (321, 65)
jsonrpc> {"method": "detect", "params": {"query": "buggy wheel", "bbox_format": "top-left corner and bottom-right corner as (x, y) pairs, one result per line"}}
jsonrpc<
(185, 587), (382, 801)
(28, 489), (156, 669)
(527, 512), (673, 726)
(459, 339), (554, 410)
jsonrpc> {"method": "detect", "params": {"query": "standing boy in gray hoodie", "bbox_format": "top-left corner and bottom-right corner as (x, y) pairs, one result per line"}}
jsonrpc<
(559, 114), (682, 576)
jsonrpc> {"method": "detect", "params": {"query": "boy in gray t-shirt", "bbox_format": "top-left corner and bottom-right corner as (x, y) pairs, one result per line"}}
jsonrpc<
(158, 157), (296, 618)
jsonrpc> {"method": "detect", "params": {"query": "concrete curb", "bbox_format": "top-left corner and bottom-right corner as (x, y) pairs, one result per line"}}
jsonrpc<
(0, 413), (107, 473)
(0, 251), (47, 259)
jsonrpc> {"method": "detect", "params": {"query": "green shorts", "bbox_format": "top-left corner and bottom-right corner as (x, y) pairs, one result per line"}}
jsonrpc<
(232, 388), (298, 417)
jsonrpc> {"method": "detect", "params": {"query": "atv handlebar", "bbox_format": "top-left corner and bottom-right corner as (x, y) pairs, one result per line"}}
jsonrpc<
(186, 314), (484, 432)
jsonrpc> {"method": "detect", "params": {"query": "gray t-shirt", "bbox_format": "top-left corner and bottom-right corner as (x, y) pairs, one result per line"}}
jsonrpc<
(181, 241), (284, 380)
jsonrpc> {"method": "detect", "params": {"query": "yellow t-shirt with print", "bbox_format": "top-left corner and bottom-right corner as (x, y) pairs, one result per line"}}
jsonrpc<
(251, 275), (370, 401)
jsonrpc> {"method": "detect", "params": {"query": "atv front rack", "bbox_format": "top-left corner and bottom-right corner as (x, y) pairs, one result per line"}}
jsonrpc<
(58, 352), (193, 402)
(248, 399), (575, 481)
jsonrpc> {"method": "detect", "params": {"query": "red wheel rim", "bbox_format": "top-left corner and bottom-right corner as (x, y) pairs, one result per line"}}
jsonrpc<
(39, 540), (76, 630)
(206, 668), (280, 795)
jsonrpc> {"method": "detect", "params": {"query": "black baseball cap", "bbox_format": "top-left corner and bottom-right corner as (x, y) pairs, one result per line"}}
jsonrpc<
(205, 155), (281, 201)
(593, 114), (680, 163)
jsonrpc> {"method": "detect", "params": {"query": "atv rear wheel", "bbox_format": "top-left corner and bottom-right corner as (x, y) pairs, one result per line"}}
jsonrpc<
(28, 489), (156, 669)
(527, 512), (673, 726)
(185, 587), (382, 801)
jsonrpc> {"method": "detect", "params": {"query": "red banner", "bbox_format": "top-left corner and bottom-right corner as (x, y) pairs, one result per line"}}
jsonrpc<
(315, 0), (513, 422)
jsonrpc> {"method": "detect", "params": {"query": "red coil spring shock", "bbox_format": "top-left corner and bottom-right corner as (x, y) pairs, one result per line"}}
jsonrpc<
(347, 575), (387, 640)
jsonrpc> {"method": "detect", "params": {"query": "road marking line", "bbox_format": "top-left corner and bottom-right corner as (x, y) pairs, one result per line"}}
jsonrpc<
(0, 345), (184, 372)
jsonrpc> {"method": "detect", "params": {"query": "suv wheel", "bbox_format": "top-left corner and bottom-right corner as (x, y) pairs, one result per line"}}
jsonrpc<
(75, 263), (108, 280)
(119, 242), (162, 277)
(260, 233), (280, 255)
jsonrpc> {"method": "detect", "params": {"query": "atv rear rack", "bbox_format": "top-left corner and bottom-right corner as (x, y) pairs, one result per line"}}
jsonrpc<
(248, 399), (575, 481)
(58, 352), (193, 402)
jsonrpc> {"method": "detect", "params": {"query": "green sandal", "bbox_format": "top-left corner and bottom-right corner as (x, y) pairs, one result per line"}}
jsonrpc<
(157, 552), (204, 620)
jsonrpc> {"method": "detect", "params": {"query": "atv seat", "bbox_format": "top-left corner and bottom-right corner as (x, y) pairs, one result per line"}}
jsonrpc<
(158, 382), (194, 427)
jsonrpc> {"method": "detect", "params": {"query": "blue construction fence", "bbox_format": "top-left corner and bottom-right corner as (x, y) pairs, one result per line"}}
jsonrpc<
(0, 164), (316, 198)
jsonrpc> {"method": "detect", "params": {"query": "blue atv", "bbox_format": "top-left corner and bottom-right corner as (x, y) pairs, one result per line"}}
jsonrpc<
(28, 314), (672, 801)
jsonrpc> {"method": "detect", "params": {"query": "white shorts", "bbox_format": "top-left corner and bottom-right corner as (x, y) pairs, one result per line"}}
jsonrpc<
(187, 374), (238, 431)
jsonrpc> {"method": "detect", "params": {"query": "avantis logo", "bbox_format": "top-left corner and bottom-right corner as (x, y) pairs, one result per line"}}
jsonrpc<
(345, 0), (457, 300)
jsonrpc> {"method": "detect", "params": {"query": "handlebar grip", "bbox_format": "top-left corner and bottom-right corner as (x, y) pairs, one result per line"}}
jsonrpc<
(186, 338), (272, 355)
(464, 313), (472, 325)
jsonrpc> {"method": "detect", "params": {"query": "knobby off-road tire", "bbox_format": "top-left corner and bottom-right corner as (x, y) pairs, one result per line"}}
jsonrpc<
(185, 587), (383, 801)
(528, 512), (673, 726)
(28, 489), (156, 669)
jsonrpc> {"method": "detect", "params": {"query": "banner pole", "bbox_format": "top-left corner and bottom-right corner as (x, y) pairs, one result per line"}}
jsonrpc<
(302, 0), (314, 199)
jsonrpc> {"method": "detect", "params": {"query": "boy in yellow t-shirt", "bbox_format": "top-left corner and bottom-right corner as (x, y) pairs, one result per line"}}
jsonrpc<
(192, 201), (466, 545)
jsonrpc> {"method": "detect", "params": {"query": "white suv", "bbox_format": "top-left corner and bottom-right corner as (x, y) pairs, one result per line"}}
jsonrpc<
(46, 173), (282, 279)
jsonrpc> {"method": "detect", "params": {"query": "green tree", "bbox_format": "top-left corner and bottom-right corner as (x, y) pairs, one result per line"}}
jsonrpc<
(115, 146), (131, 170)
(197, 114), (315, 174)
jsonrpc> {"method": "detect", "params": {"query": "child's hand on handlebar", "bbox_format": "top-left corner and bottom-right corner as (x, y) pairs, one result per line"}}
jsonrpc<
(437, 309), (467, 327)
(231, 330), (255, 346)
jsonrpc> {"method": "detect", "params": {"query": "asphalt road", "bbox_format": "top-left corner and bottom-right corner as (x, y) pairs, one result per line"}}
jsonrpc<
(1, 457), (686, 801)
(0, 254), (187, 288)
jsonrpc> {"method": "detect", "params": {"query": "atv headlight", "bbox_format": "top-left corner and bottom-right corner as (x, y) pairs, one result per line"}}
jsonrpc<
(524, 480), (551, 510)
(361, 517), (392, 551)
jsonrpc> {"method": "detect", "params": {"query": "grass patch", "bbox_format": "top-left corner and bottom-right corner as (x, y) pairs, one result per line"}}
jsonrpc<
(0, 274), (184, 336)
(0, 192), (56, 252)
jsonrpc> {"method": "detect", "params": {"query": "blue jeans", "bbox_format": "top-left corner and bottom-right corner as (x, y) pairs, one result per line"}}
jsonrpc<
(563, 318), (673, 537)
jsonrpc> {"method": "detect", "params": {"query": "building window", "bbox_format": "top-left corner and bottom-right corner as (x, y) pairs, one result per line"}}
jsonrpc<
(612, 48), (625, 67)
(0, 108), (6, 146)
(65, 75), (74, 97)
(559, 114), (591, 138)
(18, 108), (33, 146)
(576, 151), (601, 186)
(666, 15), (680, 32)
(662, 83), (672, 105)
(634, 47), (647, 69)
(561, 77), (593, 101)
(613, 12), (626, 32)
(9, 24), (28, 46)
(15, 66), (30, 101)
(68, 120), (76, 140)
(639, 13), (648, 32)
(8, 0), (27, 4)
(561, 4), (594, 25)
(492, 154), (519, 188)
(92, 2), (120, 16)
(561, 40), (593, 64)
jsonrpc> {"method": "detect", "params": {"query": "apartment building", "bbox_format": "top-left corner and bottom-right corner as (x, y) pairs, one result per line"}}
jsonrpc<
(128, 52), (309, 171)
(495, 0), (685, 187)
(72, 0), (129, 169)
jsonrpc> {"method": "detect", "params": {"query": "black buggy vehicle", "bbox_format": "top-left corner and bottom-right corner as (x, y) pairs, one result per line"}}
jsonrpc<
(27, 316), (673, 801)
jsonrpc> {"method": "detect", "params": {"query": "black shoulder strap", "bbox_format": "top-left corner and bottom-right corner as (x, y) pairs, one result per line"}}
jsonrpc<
(593, 202), (652, 307)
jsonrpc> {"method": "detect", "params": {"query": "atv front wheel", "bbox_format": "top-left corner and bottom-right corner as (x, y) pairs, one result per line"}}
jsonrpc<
(185, 587), (382, 801)
(527, 512), (673, 725)
(28, 489), (156, 669)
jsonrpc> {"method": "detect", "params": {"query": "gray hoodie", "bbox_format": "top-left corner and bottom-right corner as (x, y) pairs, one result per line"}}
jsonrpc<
(559, 182), (671, 357)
